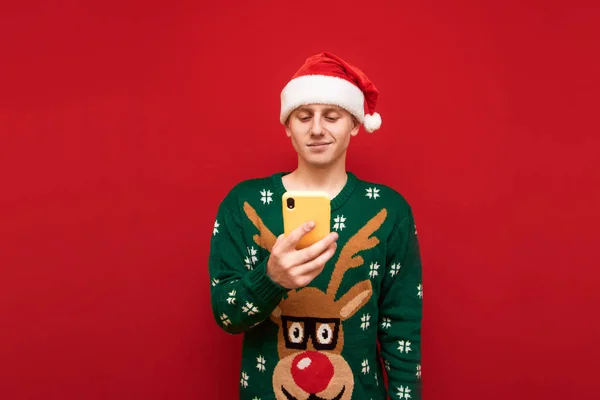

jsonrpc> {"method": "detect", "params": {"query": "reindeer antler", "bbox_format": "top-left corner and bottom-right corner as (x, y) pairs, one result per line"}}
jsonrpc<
(243, 201), (277, 252)
(327, 208), (388, 298)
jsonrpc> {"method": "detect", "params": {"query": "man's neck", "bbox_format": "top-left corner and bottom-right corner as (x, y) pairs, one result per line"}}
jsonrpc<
(282, 157), (348, 199)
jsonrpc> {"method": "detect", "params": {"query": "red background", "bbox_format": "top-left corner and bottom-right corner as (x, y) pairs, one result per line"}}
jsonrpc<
(1, 1), (598, 399)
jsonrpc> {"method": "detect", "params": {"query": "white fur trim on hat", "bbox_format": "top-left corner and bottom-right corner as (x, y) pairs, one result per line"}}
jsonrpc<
(280, 75), (365, 124)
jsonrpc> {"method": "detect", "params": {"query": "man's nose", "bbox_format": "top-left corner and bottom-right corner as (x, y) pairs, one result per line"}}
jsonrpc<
(311, 118), (324, 135)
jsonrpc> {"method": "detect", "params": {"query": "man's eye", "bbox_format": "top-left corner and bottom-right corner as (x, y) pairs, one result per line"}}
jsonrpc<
(299, 116), (311, 122)
(326, 117), (339, 122)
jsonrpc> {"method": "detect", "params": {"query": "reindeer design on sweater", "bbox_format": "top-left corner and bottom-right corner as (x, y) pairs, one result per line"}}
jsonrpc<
(243, 202), (388, 400)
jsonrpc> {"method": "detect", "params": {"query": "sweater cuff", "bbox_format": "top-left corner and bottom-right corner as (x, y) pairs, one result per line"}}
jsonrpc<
(242, 258), (288, 308)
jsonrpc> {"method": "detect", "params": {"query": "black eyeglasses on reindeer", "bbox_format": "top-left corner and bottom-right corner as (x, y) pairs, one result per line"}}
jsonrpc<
(281, 315), (341, 351)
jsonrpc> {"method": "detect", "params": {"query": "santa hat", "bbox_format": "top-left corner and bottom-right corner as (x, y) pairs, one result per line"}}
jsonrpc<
(280, 52), (382, 133)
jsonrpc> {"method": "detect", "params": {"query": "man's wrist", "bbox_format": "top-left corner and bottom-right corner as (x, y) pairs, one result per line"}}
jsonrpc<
(243, 257), (289, 306)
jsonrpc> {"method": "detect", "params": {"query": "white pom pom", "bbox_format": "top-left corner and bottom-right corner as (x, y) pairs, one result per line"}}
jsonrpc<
(363, 113), (382, 133)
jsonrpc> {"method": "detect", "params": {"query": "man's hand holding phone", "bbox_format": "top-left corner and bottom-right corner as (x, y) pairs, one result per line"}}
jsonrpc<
(266, 221), (338, 289)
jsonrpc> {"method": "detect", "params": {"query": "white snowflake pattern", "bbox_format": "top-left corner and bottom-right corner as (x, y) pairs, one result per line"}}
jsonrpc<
(245, 247), (258, 270)
(417, 283), (423, 299)
(360, 314), (371, 330)
(226, 290), (236, 305)
(220, 313), (231, 327)
(240, 371), (249, 388)
(398, 340), (412, 353)
(366, 187), (380, 199)
(213, 219), (219, 235)
(381, 317), (391, 329)
(211, 278), (219, 287)
(256, 355), (266, 372)
(397, 385), (412, 399)
(369, 262), (379, 279)
(414, 224), (417, 235)
(361, 359), (370, 374)
(416, 364), (421, 379)
(252, 398), (261, 400)
(390, 263), (401, 277)
(384, 359), (391, 371)
(242, 302), (259, 315)
(333, 215), (346, 231)
(260, 189), (273, 204)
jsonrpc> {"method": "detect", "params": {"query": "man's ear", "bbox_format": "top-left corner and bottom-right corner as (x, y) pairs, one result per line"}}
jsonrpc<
(284, 117), (292, 137)
(350, 117), (360, 136)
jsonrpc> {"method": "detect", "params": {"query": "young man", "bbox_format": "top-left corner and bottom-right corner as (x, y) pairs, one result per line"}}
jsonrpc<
(209, 52), (422, 400)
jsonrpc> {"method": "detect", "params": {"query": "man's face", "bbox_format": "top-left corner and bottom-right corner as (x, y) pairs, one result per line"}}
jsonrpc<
(285, 104), (359, 168)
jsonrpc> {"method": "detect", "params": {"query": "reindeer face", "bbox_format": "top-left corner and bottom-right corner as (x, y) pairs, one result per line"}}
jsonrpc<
(242, 202), (388, 400)
(270, 282), (372, 400)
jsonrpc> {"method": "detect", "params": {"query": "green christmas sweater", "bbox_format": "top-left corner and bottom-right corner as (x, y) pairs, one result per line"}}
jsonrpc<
(209, 171), (422, 400)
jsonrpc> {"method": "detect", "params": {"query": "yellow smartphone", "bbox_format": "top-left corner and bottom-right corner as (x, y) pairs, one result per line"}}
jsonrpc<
(282, 191), (331, 249)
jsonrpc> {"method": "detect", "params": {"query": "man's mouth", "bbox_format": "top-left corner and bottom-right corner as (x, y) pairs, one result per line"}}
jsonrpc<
(307, 142), (331, 147)
(282, 385), (345, 400)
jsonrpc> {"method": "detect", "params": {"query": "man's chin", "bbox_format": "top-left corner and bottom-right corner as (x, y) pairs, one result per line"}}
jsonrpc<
(301, 153), (342, 167)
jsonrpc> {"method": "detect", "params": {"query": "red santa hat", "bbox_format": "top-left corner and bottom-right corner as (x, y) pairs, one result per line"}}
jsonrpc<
(280, 52), (382, 133)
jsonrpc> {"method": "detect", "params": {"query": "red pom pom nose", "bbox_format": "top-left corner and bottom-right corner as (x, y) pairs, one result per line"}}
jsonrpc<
(291, 351), (334, 394)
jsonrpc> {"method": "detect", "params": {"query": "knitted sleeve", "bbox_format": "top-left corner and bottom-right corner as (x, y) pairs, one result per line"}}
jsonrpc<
(379, 209), (423, 399)
(208, 199), (288, 334)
